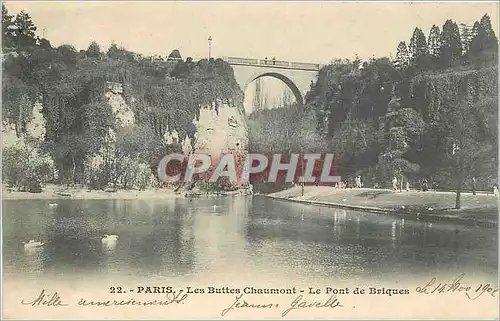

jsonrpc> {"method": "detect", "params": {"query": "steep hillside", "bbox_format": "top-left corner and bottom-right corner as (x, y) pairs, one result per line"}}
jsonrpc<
(2, 39), (248, 192)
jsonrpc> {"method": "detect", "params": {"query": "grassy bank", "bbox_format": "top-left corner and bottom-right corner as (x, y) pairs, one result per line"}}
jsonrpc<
(268, 186), (498, 225)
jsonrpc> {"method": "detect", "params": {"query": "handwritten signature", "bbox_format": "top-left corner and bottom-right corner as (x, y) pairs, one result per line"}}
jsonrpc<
(21, 289), (69, 307)
(20, 289), (188, 307)
(221, 294), (343, 317)
(415, 273), (498, 300)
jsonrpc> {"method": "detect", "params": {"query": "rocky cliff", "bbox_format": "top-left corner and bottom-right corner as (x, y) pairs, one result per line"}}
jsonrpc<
(3, 81), (249, 192)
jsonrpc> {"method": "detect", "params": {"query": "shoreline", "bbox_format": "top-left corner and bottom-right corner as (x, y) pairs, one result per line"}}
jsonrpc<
(2, 188), (182, 200)
(1, 184), (252, 200)
(265, 186), (499, 227)
(3, 184), (498, 227)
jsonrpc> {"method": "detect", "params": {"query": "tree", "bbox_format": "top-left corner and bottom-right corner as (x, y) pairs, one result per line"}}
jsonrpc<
(252, 77), (266, 112)
(469, 14), (498, 57)
(439, 20), (462, 69)
(55, 44), (78, 65)
(394, 41), (410, 69)
(444, 98), (496, 209)
(480, 14), (498, 51)
(107, 42), (120, 58)
(86, 41), (101, 59)
(107, 42), (135, 61)
(38, 37), (51, 49)
(373, 105), (423, 188)
(408, 27), (427, 62)
(13, 10), (37, 50)
(459, 23), (473, 55)
(427, 25), (441, 59)
(2, 4), (16, 49)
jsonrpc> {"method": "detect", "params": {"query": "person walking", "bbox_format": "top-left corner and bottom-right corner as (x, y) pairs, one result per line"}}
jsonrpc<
(392, 177), (398, 191)
(422, 178), (429, 192)
(355, 176), (361, 188)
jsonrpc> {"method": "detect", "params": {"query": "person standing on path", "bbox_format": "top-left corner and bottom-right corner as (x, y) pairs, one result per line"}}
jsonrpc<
(355, 176), (362, 188)
(422, 178), (429, 192)
(392, 177), (398, 191)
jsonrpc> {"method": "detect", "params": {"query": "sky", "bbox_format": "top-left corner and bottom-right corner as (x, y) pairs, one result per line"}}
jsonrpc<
(4, 1), (499, 64)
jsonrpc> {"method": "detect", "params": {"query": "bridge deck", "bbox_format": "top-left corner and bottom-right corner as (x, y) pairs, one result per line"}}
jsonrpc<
(223, 56), (320, 71)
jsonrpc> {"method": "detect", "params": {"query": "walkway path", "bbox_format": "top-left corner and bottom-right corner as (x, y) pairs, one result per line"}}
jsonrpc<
(266, 186), (498, 227)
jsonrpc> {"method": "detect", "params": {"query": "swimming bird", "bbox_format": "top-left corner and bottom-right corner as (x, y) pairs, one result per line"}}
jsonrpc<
(23, 240), (44, 249)
(48, 203), (58, 207)
(102, 234), (118, 242)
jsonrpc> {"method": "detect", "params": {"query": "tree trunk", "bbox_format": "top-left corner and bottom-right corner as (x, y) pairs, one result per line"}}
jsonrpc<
(455, 174), (463, 209)
(71, 155), (76, 185)
(455, 188), (461, 209)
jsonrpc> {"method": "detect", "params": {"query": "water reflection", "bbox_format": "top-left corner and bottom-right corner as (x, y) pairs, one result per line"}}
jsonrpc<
(23, 246), (45, 275)
(2, 196), (498, 282)
(102, 236), (118, 251)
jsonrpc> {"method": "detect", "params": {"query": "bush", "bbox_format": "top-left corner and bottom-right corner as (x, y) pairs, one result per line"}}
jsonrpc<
(3, 145), (54, 192)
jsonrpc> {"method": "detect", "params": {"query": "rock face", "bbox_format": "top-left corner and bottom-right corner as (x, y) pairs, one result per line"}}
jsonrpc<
(105, 82), (134, 127)
(190, 104), (249, 190)
(89, 82), (137, 170)
(164, 103), (249, 192)
(2, 101), (45, 148)
(3, 81), (249, 192)
(193, 104), (248, 157)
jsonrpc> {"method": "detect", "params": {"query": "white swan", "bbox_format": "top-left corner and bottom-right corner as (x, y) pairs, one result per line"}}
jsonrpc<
(102, 235), (118, 250)
(102, 234), (118, 241)
(48, 203), (58, 207)
(23, 240), (45, 249)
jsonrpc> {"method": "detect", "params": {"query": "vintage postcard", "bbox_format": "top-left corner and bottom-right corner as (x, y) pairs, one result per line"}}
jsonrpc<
(1, 1), (499, 319)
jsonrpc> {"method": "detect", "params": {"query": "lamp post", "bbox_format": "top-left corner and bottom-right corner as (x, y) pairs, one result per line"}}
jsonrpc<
(208, 36), (212, 59)
(301, 146), (304, 196)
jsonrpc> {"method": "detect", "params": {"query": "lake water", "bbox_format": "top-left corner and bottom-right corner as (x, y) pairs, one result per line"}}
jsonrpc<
(2, 196), (498, 284)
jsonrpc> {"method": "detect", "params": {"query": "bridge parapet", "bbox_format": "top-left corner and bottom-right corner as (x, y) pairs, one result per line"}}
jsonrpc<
(290, 61), (320, 70)
(225, 57), (259, 65)
(224, 56), (320, 71)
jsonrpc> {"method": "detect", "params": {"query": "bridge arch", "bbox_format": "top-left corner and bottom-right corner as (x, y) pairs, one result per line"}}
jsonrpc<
(244, 72), (304, 106)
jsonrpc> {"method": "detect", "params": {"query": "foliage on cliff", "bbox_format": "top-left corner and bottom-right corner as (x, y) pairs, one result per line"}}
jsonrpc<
(304, 13), (498, 201)
(1, 5), (243, 188)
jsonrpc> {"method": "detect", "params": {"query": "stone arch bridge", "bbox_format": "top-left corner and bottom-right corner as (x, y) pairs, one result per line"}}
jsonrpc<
(221, 56), (321, 106)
